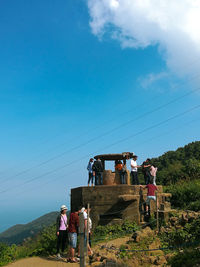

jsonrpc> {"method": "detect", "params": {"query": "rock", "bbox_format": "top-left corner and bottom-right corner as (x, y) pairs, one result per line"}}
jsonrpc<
(149, 256), (157, 264)
(154, 256), (167, 265)
(91, 262), (102, 267)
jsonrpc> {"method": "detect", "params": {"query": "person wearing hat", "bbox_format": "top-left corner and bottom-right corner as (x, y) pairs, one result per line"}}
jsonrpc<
(130, 155), (141, 185)
(56, 205), (68, 259)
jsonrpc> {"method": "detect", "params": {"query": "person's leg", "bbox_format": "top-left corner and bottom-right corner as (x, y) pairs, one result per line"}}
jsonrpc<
(132, 172), (137, 185)
(95, 173), (98, 185)
(135, 172), (139, 185)
(99, 172), (103, 185)
(146, 197), (150, 212)
(130, 171), (133, 185)
(144, 174), (147, 185)
(88, 173), (92, 186)
(101, 172), (103, 185)
(146, 173), (151, 184)
(120, 171), (123, 184)
(120, 171), (125, 184)
(91, 174), (94, 186)
(56, 231), (62, 255)
(61, 230), (67, 253)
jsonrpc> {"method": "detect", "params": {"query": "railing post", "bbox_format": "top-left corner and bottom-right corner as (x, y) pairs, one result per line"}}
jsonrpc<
(79, 211), (86, 267)
(86, 203), (90, 257)
(156, 191), (159, 232)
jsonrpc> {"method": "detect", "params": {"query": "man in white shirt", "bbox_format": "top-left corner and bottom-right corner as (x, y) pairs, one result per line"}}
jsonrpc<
(130, 155), (140, 185)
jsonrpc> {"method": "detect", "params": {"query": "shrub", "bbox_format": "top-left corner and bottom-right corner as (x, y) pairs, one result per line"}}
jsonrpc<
(93, 220), (139, 243)
(168, 248), (200, 267)
(164, 180), (200, 211)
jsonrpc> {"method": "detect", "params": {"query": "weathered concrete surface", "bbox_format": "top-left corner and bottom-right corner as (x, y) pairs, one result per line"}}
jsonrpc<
(103, 170), (131, 185)
(71, 185), (171, 227)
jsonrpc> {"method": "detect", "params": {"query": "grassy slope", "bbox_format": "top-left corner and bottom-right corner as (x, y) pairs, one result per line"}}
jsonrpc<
(0, 211), (59, 245)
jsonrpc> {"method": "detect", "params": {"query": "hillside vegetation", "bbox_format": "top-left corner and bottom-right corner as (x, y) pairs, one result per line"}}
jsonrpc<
(0, 212), (59, 245)
(1, 141), (200, 266)
(151, 141), (200, 185)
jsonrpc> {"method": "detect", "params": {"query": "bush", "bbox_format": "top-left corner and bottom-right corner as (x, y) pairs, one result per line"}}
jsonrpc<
(168, 248), (200, 267)
(0, 224), (57, 266)
(93, 220), (139, 243)
(164, 180), (200, 211)
(161, 216), (200, 247)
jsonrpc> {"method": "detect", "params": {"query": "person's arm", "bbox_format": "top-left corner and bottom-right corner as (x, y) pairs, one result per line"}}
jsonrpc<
(143, 164), (151, 168)
(87, 163), (89, 171)
(56, 215), (60, 236)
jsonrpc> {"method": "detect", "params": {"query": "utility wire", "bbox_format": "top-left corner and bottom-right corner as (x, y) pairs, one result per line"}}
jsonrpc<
(1, 82), (200, 186)
(1, 57), (200, 180)
(1, 103), (200, 195)
(1, 115), (200, 201)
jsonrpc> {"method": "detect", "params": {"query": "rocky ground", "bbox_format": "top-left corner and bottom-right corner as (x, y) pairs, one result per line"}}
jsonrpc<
(7, 210), (200, 267)
(89, 210), (200, 267)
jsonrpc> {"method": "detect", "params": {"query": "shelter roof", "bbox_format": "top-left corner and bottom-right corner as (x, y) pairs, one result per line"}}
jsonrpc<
(94, 152), (134, 161)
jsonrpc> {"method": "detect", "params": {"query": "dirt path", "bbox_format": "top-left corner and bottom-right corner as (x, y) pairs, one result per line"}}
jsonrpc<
(8, 256), (79, 267)
(8, 237), (131, 267)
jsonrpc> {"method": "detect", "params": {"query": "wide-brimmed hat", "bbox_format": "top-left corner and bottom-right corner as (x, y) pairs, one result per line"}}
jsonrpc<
(60, 205), (68, 211)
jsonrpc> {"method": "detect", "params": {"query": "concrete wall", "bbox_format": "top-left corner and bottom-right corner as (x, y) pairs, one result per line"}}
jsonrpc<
(71, 185), (170, 227)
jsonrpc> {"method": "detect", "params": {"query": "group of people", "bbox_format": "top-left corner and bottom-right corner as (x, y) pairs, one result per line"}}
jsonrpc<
(130, 156), (158, 185)
(87, 155), (158, 186)
(87, 158), (103, 186)
(56, 205), (92, 263)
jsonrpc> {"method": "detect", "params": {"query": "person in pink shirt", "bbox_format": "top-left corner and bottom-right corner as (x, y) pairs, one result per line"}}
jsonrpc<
(56, 205), (68, 259)
(150, 165), (158, 185)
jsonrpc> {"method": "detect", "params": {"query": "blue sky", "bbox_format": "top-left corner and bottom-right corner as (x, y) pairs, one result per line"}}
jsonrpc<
(0, 0), (200, 232)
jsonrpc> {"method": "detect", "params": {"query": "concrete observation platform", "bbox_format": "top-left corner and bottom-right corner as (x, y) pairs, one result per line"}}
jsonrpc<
(71, 153), (172, 227)
(71, 185), (171, 227)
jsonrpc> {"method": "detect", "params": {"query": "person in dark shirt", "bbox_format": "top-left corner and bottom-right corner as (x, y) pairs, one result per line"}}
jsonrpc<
(142, 158), (152, 185)
(140, 179), (158, 215)
(92, 158), (104, 185)
(68, 209), (79, 263)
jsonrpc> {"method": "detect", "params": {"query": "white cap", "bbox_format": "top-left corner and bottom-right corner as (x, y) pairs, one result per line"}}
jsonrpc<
(81, 207), (85, 213)
(60, 205), (68, 211)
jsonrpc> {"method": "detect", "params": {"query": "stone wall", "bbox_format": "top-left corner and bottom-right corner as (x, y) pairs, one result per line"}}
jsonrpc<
(71, 185), (171, 227)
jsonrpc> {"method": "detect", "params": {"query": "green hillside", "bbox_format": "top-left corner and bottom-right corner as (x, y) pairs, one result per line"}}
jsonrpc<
(0, 211), (59, 245)
(150, 141), (200, 185)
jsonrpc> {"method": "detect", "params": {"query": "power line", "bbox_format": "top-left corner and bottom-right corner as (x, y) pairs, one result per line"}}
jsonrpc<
(1, 82), (200, 186)
(2, 115), (200, 200)
(1, 103), (199, 195)
(1, 56), (200, 180)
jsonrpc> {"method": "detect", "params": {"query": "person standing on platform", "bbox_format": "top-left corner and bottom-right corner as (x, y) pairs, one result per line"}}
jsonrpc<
(92, 158), (103, 185)
(150, 165), (158, 185)
(87, 158), (94, 186)
(142, 158), (152, 185)
(130, 155), (141, 185)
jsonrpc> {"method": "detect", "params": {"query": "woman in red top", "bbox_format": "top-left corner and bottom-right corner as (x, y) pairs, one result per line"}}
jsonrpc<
(140, 179), (158, 215)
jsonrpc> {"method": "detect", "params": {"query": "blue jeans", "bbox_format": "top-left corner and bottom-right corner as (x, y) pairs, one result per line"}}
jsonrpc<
(120, 171), (126, 184)
(95, 172), (103, 185)
(88, 172), (94, 185)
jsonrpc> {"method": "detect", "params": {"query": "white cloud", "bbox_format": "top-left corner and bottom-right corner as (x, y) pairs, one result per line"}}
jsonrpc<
(139, 72), (169, 89)
(87, 0), (200, 78)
